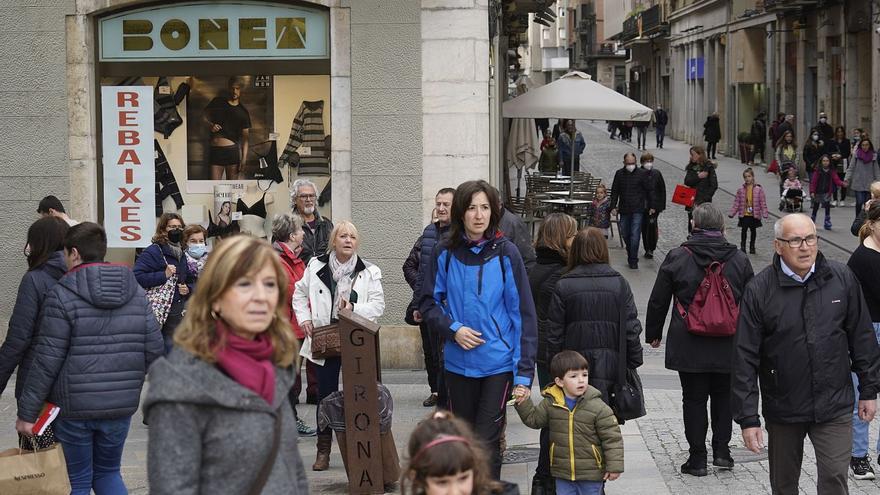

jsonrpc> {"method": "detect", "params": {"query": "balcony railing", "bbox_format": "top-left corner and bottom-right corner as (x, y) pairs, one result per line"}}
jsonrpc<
(621, 4), (667, 43)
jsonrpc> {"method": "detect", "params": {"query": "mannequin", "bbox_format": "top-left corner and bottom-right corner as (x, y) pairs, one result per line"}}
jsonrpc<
(236, 183), (273, 238)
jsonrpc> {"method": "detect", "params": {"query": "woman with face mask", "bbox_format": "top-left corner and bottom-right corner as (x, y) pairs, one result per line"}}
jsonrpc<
(183, 224), (209, 279)
(640, 152), (666, 259)
(134, 213), (196, 354)
(802, 127), (824, 182)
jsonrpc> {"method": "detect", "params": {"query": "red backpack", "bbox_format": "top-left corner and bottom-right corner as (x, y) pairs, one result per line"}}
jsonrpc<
(674, 248), (739, 337)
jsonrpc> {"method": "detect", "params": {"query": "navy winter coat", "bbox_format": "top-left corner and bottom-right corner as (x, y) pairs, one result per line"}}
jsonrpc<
(17, 262), (164, 422)
(133, 243), (194, 305)
(0, 251), (67, 399)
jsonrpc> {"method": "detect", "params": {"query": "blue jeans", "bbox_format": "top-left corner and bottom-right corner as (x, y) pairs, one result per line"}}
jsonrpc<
(54, 416), (131, 495)
(556, 479), (605, 495)
(618, 212), (644, 265)
(852, 322), (880, 458)
(855, 190), (871, 219)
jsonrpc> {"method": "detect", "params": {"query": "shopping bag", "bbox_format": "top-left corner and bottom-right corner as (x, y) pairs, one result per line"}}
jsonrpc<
(0, 443), (70, 494)
(145, 274), (177, 326)
(767, 159), (779, 174)
(671, 184), (697, 208)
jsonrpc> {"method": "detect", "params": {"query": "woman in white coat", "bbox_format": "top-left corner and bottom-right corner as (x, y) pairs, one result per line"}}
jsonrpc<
(292, 220), (385, 472)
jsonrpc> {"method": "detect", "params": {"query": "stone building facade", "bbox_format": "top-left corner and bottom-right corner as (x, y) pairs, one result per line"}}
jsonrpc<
(0, 0), (495, 368)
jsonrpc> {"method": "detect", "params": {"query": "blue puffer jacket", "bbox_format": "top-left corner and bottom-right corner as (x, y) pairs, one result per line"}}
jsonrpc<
(419, 233), (538, 386)
(17, 262), (164, 422)
(0, 251), (67, 399)
(133, 243), (194, 305)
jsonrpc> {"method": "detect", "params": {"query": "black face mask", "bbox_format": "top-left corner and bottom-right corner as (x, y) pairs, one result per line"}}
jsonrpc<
(167, 228), (183, 244)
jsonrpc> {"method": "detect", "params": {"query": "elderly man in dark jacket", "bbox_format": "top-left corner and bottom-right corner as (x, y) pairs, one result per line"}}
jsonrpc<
(611, 152), (655, 270)
(732, 213), (880, 495)
(292, 178), (333, 263)
(404, 187), (455, 408)
(16, 223), (164, 494)
(646, 203), (754, 476)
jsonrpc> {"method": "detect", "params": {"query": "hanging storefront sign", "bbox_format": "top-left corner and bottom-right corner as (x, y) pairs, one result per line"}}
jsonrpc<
(101, 86), (156, 248)
(686, 57), (705, 80)
(99, 1), (330, 61)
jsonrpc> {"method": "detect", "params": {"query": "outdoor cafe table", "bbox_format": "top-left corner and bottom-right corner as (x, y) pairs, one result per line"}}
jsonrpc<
(548, 179), (583, 185)
(540, 198), (591, 213)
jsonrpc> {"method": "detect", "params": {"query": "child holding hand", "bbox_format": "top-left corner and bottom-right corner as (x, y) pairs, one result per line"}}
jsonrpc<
(514, 351), (623, 495)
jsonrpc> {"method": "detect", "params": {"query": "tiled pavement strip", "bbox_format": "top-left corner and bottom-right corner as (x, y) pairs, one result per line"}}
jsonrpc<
(1, 122), (879, 493)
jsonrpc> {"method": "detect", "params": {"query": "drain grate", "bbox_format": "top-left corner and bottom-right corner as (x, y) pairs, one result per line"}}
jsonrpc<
(502, 446), (540, 464)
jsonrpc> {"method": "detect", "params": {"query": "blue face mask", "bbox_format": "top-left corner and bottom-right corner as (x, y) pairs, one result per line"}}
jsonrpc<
(187, 243), (207, 259)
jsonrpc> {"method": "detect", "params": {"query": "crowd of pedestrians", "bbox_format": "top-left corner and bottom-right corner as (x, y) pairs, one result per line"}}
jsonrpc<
(5, 115), (880, 495)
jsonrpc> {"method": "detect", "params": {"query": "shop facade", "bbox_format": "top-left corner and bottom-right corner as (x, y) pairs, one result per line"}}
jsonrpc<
(3, 0), (496, 368)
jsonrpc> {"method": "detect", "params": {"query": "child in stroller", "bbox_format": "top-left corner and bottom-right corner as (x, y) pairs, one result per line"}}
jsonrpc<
(780, 167), (804, 212)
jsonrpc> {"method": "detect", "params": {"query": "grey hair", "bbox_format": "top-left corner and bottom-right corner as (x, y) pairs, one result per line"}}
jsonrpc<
(774, 213), (815, 239)
(271, 212), (303, 244)
(691, 203), (724, 230)
(290, 178), (318, 209)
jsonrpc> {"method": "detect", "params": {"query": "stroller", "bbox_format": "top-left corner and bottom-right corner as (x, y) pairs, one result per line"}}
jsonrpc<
(780, 187), (804, 212)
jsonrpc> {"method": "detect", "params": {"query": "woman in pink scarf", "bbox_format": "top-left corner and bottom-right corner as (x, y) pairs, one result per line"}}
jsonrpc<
(143, 236), (307, 495)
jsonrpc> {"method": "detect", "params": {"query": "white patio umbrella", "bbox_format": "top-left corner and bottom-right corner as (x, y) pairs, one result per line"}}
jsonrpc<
(503, 71), (652, 197)
(505, 118), (540, 198)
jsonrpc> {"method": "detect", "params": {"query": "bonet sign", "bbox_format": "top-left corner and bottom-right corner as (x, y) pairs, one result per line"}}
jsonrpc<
(99, 2), (330, 61)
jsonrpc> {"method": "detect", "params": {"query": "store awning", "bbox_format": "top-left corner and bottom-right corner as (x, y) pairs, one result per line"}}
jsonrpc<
(502, 71), (652, 121)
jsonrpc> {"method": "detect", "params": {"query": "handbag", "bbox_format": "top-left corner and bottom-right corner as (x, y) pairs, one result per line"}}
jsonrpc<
(145, 272), (177, 326)
(610, 277), (646, 422)
(767, 159), (779, 174)
(671, 184), (697, 208)
(247, 411), (282, 495)
(0, 442), (71, 494)
(311, 324), (341, 359)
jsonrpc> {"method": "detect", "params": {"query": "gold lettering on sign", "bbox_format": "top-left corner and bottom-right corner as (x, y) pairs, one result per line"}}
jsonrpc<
(275, 17), (307, 49)
(122, 20), (153, 51)
(160, 19), (190, 51)
(239, 18), (267, 49)
(199, 19), (229, 50)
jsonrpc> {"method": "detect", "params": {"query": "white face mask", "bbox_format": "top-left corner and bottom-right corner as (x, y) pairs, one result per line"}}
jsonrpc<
(625, 164), (636, 172)
(643, 162), (653, 170)
(819, 118), (827, 124)
(812, 134), (819, 141)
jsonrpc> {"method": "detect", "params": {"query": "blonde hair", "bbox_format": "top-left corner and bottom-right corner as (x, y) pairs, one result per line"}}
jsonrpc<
(871, 181), (880, 200)
(328, 220), (359, 253)
(174, 235), (298, 367)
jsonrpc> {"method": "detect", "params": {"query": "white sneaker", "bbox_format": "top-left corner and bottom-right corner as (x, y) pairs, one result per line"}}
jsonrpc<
(833, 200), (839, 207)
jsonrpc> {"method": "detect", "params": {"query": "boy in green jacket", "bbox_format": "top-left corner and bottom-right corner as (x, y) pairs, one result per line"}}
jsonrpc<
(514, 350), (624, 495)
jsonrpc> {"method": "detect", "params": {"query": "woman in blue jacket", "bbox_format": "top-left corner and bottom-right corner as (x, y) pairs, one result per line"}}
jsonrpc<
(133, 213), (194, 354)
(0, 216), (68, 447)
(419, 180), (538, 479)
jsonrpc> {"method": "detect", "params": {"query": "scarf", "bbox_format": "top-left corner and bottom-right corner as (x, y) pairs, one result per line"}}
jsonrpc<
(857, 147), (875, 164)
(167, 242), (183, 261)
(215, 321), (276, 405)
(329, 252), (357, 318)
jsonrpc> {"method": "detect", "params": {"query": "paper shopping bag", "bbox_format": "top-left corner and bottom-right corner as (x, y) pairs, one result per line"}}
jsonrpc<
(672, 184), (697, 208)
(0, 443), (71, 494)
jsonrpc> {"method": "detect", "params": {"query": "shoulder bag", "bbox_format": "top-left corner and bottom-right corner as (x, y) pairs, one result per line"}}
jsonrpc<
(311, 323), (341, 359)
(610, 277), (646, 422)
(145, 268), (177, 326)
(248, 410), (282, 495)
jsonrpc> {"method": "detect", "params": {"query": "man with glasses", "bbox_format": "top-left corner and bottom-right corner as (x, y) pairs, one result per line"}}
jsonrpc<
(732, 213), (880, 494)
(610, 152), (655, 269)
(291, 178), (333, 264)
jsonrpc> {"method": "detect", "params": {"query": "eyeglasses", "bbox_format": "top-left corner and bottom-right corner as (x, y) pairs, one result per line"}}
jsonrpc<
(775, 235), (818, 248)
(298, 194), (316, 200)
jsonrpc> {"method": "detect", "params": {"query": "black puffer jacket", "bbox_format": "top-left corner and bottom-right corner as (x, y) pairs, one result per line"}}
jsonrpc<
(643, 168), (667, 212)
(546, 263), (644, 403)
(684, 161), (718, 206)
(410, 222), (450, 310)
(0, 251), (67, 398)
(295, 208), (333, 264)
(703, 115), (721, 142)
(645, 232), (754, 373)
(17, 262), (164, 422)
(731, 253), (880, 428)
(528, 247), (567, 369)
(610, 167), (655, 215)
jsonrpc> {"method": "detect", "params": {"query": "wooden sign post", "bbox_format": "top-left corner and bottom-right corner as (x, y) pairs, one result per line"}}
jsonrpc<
(338, 308), (384, 494)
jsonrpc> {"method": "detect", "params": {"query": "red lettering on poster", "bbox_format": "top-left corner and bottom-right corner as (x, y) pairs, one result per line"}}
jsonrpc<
(117, 149), (141, 165)
(120, 225), (142, 241)
(118, 130), (140, 146)
(117, 92), (139, 108)
(118, 111), (137, 126)
(120, 206), (140, 222)
(118, 187), (142, 203)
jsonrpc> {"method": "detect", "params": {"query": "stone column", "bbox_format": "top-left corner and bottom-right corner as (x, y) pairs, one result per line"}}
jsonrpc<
(421, 0), (490, 223)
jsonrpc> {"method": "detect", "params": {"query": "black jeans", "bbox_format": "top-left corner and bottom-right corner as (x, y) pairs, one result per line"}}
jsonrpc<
(641, 211), (659, 253)
(678, 372), (733, 462)
(535, 365), (552, 480)
(656, 125), (666, 147)
(636, 126), (647, 149)
(419, 322), (441, 393)
(446, 370), (512, 479)
(707, 141), (718, 158)
(315, 356), (342, 435)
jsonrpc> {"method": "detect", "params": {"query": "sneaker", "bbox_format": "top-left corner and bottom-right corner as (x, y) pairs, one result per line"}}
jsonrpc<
(824, 220), (832, 230)
(681, 459), (708, 477)
(749, 246), (756, 254)
(422, 393), (438, 407)
(628, 262), (639, 270)
(851, 455), (876, 480)
(643, 251), (653, 259)
(296, 417), (317, 437)
(832, 200), (838, 207)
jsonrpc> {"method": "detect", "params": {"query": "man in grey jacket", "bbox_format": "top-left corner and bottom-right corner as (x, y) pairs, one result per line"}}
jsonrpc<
(16, 222), (164, 494)
(495, 187), (537, 271)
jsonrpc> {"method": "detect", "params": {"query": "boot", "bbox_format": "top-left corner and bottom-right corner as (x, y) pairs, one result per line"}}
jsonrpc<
(312, 432), (332, 471)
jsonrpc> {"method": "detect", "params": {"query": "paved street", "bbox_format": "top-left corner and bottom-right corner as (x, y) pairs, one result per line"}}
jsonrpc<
(1, 122), (878, 494)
